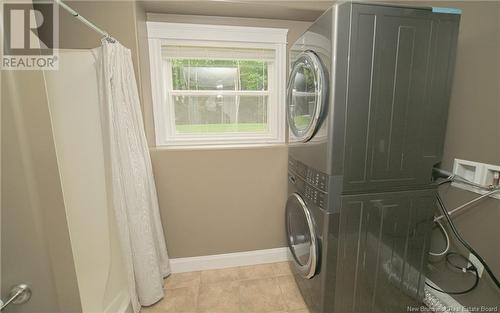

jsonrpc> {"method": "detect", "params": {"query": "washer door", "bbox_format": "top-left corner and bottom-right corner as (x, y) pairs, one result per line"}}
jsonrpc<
(287, 50), (328, 142)
(285, 193), (318, 279)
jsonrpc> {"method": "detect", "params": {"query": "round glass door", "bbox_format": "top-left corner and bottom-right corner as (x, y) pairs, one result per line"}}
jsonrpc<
(285, 193), (318, 279)
(287, 51), (328, 142)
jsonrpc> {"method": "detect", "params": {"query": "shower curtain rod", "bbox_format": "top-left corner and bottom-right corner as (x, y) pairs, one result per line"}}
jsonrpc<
(55, 0), (115, 42)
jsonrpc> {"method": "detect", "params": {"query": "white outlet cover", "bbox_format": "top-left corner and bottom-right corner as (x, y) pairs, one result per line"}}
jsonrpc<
(482, 163), (500, 187)
(453, 159), (482, 184)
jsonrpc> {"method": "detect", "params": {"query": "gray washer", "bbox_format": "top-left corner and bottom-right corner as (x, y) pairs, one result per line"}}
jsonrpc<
(285, 2), (460, 313)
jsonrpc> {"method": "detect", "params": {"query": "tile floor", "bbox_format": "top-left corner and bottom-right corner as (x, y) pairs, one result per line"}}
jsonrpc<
(141, 262), (310, 313)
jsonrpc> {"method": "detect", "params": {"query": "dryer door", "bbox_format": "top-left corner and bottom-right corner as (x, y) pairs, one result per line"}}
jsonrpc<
(287, 50), (328, 142)
(285, 192), (318, 279)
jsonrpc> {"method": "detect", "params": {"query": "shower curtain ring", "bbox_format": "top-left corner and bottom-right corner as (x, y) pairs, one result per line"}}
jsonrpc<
(103, 35), (116, 43)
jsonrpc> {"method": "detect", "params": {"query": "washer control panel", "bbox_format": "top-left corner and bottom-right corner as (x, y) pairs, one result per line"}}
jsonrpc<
(288, 157), (328, 192)
(304, 184), (327, 209)
(288, 157), (329, 210)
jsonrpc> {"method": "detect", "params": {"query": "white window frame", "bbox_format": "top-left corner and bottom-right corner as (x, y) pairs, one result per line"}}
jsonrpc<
(147, 22), (288, 147)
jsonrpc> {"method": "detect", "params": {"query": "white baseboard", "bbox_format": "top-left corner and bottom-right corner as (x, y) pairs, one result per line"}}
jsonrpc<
(169, 247), (291, 273)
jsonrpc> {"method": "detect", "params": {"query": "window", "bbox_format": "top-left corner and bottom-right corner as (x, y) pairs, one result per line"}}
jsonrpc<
(148, 22), (287, 146)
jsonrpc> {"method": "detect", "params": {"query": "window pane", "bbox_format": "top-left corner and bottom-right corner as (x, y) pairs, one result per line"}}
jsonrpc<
(173, 95), (268, 133)
(239, 61), (268, 91)
(171, 59), (268, 91)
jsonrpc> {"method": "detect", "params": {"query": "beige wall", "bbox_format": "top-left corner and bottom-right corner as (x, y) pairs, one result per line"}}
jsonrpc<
(139, 12), (311, 258)
(135, 2), (156, 143)
(56, 1), (141, 80)
(151, 146), (288, 257)
(417, 1), (500, 307)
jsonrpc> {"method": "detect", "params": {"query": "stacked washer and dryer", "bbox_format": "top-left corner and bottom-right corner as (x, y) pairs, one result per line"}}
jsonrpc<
(285, 3), (461, 313)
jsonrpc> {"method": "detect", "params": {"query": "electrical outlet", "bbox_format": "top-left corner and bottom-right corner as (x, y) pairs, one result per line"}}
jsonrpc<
(469, 253), (484, 278)
(483, 164), (500, 188)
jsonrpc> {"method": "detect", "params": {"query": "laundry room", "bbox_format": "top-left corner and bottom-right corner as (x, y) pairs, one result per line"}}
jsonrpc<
(2, 1), (499, 313)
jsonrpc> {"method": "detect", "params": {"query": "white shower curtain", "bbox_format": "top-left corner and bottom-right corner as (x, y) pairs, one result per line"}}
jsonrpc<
(95, 39), (170, 313)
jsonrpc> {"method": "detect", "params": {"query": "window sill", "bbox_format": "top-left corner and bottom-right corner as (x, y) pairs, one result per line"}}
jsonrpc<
(150, 142), (287, 152)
